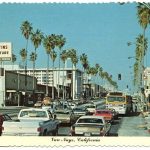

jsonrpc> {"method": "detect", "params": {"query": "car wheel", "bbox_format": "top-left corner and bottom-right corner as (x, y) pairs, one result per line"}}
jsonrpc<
(43, 130), (47, 136)
(52, 126), (59, 136)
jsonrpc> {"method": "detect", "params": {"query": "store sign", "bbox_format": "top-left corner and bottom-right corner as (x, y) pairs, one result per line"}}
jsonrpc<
(0, 42), (12, 61)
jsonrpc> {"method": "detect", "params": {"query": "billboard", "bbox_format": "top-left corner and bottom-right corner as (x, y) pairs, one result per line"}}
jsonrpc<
(0, 42), (12, 61)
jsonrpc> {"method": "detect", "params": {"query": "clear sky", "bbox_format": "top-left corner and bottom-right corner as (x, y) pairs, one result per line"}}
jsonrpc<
(0, 2), (150, 91)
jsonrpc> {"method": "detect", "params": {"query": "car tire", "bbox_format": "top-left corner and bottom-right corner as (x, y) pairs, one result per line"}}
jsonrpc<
(52, 126), (59, 136)
(43, 130), (47, 136)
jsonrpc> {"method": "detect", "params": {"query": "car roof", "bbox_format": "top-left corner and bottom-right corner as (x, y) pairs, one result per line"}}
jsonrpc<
(20, 108), (46, 111)
(79, 115), (104, 119)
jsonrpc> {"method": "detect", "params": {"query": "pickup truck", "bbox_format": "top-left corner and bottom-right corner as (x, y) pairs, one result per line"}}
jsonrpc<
(2, 108), (60, 136)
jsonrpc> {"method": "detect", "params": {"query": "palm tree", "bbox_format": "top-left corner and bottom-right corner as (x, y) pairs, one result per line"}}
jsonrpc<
(67, 49), (78, 100)
(87, 66), (98, 97)
(43, 35), (56, 96)
(20, 48), (27, 68)
(80, 53), (89, 72)
(20, 20), (33, 95)
(50, 50), (57, 99)
(55, 35), (66, 99)
(80, 53), (89, 98)
(12, 54), (17, 70)
(20, 21), (33, 63)
(30, 29), (43, 93)
(95, 63), (100, 84)
(137, 3), (150, 32)
(60, 50), (68, 99)
(134, 34), (148, 88)
(134, 62), (139, 89)
(29, 52), (37, 92)
(99, 66), (104, 85)
(30, 52), (37, 64)
(137, 4), (150, 93)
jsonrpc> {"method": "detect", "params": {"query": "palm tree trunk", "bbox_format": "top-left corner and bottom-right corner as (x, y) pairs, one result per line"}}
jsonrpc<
(24, 39), (28, 105)
(71, 64), (74, 100)
(33, 48), (36, 98)
(62, 63), (65, 100)
(52, 61), (54, 99)
(74, 67), (76, 99)
(46, 54), (49, 96)
(57, 49), (61, 99)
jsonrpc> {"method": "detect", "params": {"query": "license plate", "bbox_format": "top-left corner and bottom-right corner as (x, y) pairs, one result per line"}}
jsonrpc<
(84, 132), (91, 136)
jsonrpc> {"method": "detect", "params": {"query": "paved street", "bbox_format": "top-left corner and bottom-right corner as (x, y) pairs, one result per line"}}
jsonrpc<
(118, 114), (150, 136)
(1, 102), (150, 137)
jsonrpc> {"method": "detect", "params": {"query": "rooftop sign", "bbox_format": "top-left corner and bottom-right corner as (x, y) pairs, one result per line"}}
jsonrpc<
(0, 42), (12, 61)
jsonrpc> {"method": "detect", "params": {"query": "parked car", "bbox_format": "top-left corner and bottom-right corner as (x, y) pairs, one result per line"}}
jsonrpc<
(93, 110), (114, 123)
(2, 108), (60, 136)
(54, 109), (76, 125)
(70, 115), (111, 136)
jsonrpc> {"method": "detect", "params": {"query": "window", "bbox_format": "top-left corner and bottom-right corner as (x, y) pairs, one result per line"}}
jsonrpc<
(77, 118), (103, 124)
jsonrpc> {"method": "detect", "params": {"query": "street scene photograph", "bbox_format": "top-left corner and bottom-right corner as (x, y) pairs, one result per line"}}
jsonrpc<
(0, 1), (150, 140)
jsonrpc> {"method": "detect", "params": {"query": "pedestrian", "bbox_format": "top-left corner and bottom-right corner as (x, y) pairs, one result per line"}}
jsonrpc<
(0, 114), (4, 136)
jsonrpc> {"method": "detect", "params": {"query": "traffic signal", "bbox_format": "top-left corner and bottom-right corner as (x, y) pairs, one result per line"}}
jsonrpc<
(118, 74), (121, 80)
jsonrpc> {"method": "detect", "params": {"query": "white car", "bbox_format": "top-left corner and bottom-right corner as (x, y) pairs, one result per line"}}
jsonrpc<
(70, 115), (111, 136)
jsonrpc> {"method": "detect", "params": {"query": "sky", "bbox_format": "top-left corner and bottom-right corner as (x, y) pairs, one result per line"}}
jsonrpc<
(0, 2), (150, 92)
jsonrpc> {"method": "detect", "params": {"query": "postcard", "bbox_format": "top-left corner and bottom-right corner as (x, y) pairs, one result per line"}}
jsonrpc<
(0, 0), (150, 147)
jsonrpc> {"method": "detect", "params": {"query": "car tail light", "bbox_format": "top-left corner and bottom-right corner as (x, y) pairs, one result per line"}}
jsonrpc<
(37, 127), (42, 132)
(70, 126), (75, 136)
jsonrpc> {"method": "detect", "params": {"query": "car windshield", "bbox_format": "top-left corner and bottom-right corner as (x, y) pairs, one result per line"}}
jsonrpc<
(77, 118), (103, 124)
(107, 96), (125, 102)
(86, 105), (95, 108)
(55, 111), (70, 115)
(20, 110), (47, 118)
(74, 108), (85, 111)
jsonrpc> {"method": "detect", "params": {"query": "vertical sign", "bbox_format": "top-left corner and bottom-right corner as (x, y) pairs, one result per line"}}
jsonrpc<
(0, 42), (12, 61)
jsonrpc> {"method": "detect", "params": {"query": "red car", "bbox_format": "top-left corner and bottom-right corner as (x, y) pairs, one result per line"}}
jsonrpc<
(93, 110), (114, 123)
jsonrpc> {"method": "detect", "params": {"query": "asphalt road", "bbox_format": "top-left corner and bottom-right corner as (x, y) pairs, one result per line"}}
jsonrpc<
(118, 113), (150, 136)
(1, 106), (150, 137)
